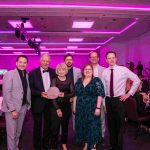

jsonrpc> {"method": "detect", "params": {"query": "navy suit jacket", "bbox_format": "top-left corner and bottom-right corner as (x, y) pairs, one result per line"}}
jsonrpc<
(29, 67), (56, 113)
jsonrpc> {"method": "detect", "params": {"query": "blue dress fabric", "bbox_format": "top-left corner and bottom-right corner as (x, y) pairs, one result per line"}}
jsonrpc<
(75, 77), (105, 149)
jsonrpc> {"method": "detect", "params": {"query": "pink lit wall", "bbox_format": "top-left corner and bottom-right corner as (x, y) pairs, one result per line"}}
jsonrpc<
(0, 55), (89, 72)
(100, 31), (150, 76)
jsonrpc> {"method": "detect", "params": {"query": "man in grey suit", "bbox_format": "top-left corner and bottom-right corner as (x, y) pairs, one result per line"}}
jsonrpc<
(64, 54), (81, 131)
(89, 51), (106, 142)
(1, 55), (31, 150)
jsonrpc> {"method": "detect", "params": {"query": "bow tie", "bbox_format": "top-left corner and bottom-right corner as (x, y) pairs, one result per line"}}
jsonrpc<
(43, 70), (49, 73)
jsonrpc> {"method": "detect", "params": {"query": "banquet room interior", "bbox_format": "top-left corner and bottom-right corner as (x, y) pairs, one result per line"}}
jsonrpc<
(0, 0), (150, 150)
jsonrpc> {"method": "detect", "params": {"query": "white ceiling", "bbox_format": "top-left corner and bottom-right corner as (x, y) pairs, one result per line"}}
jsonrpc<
(0, 0), (150, 55)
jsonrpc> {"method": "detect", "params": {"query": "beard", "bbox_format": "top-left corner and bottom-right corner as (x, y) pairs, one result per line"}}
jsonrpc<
(66, 63), (72, 68)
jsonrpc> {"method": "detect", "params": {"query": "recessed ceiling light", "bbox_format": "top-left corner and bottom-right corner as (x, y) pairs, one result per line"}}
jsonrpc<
(40, 46), (46, 49)
(35, 38), (42, 42)
(67, 46), (78, 49)
(66, 52), (75, 54)
(8, 20), (33, 28)
(69, 38), (83, 42)
(1, 46), (14, 49)
(13, 52), (23, 54)
(72, 21), (94, 28)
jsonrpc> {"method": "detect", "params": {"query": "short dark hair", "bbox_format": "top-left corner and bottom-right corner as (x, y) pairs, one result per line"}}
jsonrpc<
(105, 51), (116, 59)
(16, 55), (28, 63)
(64, 53), (74, 60)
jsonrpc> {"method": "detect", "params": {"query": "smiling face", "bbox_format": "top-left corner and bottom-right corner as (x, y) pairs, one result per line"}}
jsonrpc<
(106, 52), (117, 67)
(83, 65), (93, 78)
(16, 57), (28, 71)
(65, 56), (73, 67)
(40, 54), (50, 70)
(57, 68), (67, 77)
(89, 52), (99, 65)
(56, 63), (68, 77)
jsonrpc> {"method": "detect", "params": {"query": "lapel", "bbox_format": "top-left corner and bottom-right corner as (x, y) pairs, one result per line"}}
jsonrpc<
(48, 67), (55, 86)
(14, 68), (23, 89)
(37, 67), (45, 91)
(73, 67), (75, 81)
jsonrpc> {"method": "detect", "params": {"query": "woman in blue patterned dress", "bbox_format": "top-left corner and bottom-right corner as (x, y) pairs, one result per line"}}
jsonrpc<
(73, 64), (105, 150)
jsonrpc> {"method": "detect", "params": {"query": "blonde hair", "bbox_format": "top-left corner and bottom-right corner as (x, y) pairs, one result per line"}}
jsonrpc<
(56, 63), (68, 75)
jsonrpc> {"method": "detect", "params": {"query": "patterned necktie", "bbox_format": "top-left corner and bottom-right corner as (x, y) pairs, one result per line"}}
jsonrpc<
(110, 69), (114, 97)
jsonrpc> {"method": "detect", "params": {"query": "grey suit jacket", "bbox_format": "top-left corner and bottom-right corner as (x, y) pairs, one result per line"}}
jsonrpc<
(73, 67), (81, 84)
(1, 69), (31, 112)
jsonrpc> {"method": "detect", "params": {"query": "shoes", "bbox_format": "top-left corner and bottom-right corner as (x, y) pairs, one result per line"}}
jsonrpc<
(42, 145), (50, 150)
(104, 146), (113, 150)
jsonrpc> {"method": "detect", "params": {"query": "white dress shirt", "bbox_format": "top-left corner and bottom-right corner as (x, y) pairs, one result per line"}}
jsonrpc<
(93, 65), (99, 77)
(102, 65), (140, 97)
(40, 67), (50, 92)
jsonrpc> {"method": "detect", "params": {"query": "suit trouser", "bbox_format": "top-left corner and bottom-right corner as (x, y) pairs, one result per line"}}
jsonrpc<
(101, 105), (105, 138)
(32, 103), (52, 150)
(5, 105), (27, 150)
(50, 102), (71, 148)
(106, 97), (125, 150)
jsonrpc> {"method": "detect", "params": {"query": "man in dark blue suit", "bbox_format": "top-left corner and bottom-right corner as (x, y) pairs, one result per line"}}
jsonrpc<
(29, 54), (56, 150)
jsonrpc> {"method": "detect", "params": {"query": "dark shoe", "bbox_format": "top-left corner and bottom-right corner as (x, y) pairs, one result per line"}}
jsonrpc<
(104, 146), (113, 150)
(42, 145), (50, 150)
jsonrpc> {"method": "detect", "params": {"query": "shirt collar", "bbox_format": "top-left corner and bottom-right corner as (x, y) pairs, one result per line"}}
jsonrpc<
(108, 64), (117, 70)
(93, 64), (99, 68)
(17, 68), (26, 74)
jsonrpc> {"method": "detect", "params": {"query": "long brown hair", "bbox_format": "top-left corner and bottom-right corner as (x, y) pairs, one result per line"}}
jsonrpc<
(82, 64), (94, 80)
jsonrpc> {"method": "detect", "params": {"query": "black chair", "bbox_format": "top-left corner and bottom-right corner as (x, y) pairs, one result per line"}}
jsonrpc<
(0, 115), (6, 145)
(124, 97), (150, 139)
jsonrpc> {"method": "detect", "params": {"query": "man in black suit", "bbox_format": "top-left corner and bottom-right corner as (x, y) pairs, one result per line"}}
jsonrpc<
(29, 54), (56, 150)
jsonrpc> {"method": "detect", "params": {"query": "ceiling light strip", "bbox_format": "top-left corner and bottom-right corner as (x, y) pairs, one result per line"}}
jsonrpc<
(0, 4), (150, 11)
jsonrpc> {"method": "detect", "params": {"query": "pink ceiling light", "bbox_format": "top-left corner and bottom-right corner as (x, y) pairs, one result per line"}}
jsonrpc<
(72, 21), (94, 28)
(66, 52), (75, 54)
(35, 38), (42, 42)
(1, 46), (14, 49)
(0, 53), (89, 56)
(83, 18), (138, 34)
(8, 20), (33, 28)
(67, 46), (78, 49)
(69, 38), (83, 42)
(0, 4), (150, 11)
(13, 52), (23, 54)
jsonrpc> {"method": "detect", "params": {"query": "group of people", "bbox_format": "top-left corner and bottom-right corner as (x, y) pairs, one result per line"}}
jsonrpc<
(1, 51), (141, 150)
(127, 61), (143, 76)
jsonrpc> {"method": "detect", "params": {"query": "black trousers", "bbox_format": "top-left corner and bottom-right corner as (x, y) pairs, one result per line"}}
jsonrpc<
(32, 102), (53, 150)
(50, 101), (71, 149)
(106, 97), (125, 150)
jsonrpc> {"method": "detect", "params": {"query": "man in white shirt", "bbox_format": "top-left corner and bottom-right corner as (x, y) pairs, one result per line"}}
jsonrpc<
(89, 51), (106, 141)
(102, 51), (140, 150)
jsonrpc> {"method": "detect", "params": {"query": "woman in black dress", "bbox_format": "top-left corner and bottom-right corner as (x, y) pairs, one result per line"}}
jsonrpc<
(51, 63), (75, 150)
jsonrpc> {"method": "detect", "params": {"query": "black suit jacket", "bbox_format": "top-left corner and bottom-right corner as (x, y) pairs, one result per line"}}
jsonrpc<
(29, 67), (56, 113)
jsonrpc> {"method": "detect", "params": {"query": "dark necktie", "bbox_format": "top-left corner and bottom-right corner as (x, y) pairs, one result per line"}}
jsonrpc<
(43, 70), (49, 73)
(22, 71), (24, 77)
(110, 69), (114, 97)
